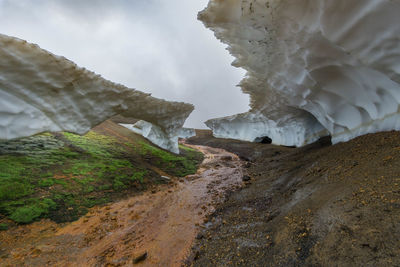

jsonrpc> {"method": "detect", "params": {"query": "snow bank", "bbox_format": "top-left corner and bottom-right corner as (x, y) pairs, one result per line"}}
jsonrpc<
(0, 34), (193, 153)
(199, 0), (400, 146)
(121, 121), (195, 153)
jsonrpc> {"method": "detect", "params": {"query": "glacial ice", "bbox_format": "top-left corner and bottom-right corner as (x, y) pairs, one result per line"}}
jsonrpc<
(199, 0), (400, 146)
(0, 34), (193, 153)
(121, 121), (195, 153)
(177, 127), (196, 139)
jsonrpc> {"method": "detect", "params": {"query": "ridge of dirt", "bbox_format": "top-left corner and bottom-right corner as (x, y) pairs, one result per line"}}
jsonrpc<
(186, 130), (400, 266)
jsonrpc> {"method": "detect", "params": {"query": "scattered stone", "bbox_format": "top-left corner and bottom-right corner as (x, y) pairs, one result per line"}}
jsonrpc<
(0, 135), (64, 155)
(273, 151), (281, 156)
(196, 232), (204, 239)
(133, 252), (147, 264)
(161, 176), (170, 180)
(242, 175), (251, 182)
(240, 156), (251, 161)
(244, 162), (252, 168)
(221, 155), (232, 161)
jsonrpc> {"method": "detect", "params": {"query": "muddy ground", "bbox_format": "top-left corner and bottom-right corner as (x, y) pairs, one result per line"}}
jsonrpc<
(187, 130), (400, 266)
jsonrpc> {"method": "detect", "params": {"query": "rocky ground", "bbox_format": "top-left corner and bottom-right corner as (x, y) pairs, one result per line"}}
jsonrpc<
(186, 130), (400, 266)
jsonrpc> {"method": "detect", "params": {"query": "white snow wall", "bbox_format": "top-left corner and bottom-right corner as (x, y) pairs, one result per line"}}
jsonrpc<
(0, 34), (194, 154)
(199, 0), (400, 146)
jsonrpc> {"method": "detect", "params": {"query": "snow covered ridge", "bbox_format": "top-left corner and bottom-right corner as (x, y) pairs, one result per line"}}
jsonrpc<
(0, 34), (194, 154)
(199, 0), (400, 146)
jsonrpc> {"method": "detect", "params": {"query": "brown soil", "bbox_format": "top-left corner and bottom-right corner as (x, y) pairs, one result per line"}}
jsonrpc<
(109, 115), (139, 125)
(0, 144), (243, 267)
(187, 130), (400, 266)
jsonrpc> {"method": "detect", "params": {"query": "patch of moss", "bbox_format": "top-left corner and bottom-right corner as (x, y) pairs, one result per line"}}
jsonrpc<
(8, 198), (57, 224)
(138, 141), (203, 177)
(179, 144), (197, 152)
(0, 182), (34, 201)
(38, 178), (55, 187)
(62, 131), (119, 158)
(0, 223), (9, 231)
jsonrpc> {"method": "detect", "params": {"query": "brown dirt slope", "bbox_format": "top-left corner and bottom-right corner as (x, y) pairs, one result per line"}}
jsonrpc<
(187, 130), (400, 266)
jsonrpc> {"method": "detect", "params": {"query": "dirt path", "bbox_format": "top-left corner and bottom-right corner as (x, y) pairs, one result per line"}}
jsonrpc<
(0, 145), (244, 267)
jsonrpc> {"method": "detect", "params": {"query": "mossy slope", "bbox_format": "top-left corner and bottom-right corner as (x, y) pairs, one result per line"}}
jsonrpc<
(0, 120), (203, 224)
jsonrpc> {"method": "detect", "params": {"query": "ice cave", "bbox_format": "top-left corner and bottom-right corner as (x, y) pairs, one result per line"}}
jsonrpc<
(199, 0), (400, 146)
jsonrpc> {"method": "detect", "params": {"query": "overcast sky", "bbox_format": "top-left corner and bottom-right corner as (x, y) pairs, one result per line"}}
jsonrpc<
(0, 0), (249, 128)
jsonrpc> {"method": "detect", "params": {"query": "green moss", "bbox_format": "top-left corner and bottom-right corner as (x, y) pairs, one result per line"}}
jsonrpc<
(38, 178), (55, 187)
(132, 170), (147, 182)
(0, 223), (8, 231)
(138, 141), (203, 177)
(9, 198), (56, 224)
(82, 196), (109, 208)
(179, 144), (197, 152)
(62, 131), (120, 158)
(112, 169), (147, 191)
(113, 179), (125, 190)
(0, 182), (33, 201)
